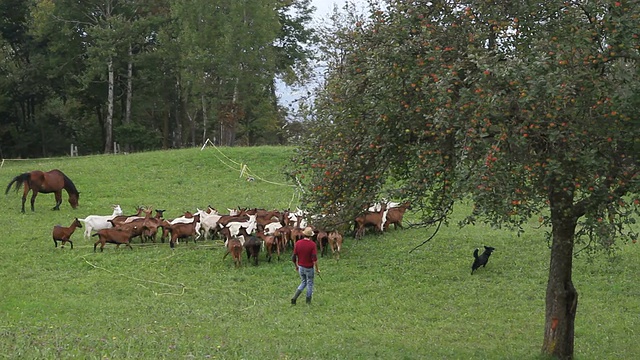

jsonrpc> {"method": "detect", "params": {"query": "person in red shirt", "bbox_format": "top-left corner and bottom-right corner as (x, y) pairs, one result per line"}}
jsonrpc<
(291, 226), (320, 305)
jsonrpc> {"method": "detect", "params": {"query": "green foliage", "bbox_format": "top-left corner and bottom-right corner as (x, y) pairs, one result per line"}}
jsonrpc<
(0, 147), (638, 358)
(293, 0), (639, 250)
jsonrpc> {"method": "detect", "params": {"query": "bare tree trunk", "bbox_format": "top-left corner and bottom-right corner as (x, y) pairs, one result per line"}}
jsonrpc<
(123, 44), (133, 152)
(105, 57), (114, 153)
(542, 185), (578, 359)
(174, 76), (182, 147)
(201, 94), (207, 144)
(163, 103), (169, 149)
(229, 77), (240, 146)
(125, 44), (132, 125)
(190, 104), (196, 147)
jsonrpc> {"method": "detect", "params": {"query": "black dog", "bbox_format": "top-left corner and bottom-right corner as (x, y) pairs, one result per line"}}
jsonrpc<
(471, 246), (495, 274)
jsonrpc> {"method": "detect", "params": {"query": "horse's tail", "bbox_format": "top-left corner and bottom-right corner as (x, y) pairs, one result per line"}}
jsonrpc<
(5, 172), (30, 195)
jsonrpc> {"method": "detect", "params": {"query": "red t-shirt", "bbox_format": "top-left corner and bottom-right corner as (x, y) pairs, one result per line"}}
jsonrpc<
(293, 238), (317, 268)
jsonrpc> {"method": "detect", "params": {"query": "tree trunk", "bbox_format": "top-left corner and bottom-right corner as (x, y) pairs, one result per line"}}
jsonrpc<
(163, 105), (169, 149)
(542, 185), (578, 359)
(105, 57), (114, 153)
(124, 45), (133, 153)
(125, 44), (132, 125)
(201, 93), (207, 145)
(174, 76), (182, 147)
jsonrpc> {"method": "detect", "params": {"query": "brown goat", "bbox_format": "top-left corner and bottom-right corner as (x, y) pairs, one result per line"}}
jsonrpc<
(108, 219), (146, 243)
(328, 230), (344, 260)
(223, 237), (244, 268)
(273, 226), (292, 250)
(256, 230), (280, 262)
(168, 214), (200, 248)
(109, 206), (144, 226)
(238, 227), (261, 266)
(316, 230), (329, 257)
(137, 209), (165, 243)
(52, 218), (82, 249)
(354, 205), (387, 239)
(383, 202), (412, 230)
(93, 225), (138, 252)
(255, 209), (282, 231)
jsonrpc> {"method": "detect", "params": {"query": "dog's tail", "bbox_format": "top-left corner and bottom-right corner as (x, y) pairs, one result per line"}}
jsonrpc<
(473, 248), (479, 259)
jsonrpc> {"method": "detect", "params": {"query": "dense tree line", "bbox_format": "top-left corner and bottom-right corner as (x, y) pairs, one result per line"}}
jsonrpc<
(292, 1), (639, 359)
(0, 0), (315, 158)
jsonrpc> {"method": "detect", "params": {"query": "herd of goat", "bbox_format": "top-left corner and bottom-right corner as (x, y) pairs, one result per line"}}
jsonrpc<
(51, 201), (412, 267)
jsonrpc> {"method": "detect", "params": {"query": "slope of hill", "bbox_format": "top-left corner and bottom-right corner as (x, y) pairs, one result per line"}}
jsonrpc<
(0, 146), (637, 359)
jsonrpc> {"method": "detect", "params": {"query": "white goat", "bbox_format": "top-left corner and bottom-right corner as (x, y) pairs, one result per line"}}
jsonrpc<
(368, 200), (400, 212)
(264, 221), (283, 235)
(78, 205), (123, 239)
(221, 215), (257, 245)
(197, 211), (222, 240)
(288, 209), (308, 228)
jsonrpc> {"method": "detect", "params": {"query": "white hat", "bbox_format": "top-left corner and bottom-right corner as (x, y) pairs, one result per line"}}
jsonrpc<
(302, 227), (314, 237)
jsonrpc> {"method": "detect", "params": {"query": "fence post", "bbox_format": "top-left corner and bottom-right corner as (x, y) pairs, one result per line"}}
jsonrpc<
(113, 142), (120, 154)
(70, 144), (78, 157)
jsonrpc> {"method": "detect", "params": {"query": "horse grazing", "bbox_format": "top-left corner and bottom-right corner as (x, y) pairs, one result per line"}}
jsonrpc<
(52, 218), (83, 249)
(5, 169), (80, 213)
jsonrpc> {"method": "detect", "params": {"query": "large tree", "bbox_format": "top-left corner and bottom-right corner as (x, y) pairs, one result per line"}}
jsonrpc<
(291, 1), (639, 359)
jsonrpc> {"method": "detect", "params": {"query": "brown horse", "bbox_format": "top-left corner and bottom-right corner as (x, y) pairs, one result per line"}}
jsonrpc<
(5, 169), (80, 213)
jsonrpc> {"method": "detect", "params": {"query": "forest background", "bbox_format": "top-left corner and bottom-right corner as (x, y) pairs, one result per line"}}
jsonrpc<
(0, 0), (322, 158)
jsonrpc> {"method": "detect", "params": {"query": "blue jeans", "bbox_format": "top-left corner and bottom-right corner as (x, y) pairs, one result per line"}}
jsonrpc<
(297, 266), (315, 298)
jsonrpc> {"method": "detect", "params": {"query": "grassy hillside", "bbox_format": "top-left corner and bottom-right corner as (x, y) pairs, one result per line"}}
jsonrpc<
(0, 146), (638, 359)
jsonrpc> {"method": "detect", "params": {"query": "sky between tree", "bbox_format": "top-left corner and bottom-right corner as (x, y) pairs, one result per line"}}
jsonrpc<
(277, 0), (367, 110)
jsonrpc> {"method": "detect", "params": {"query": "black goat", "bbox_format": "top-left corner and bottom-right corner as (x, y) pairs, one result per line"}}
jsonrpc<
(471, 246), (495, 274)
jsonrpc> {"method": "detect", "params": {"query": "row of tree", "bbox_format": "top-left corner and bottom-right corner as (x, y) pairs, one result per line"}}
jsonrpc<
(292, 1), (639, 359)
(0, 0), (315, 158)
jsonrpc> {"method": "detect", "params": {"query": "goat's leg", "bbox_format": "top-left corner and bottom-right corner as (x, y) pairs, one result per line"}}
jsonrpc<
(276, 242), (281, 261)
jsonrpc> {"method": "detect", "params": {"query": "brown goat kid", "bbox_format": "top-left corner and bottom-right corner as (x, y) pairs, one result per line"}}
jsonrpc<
(52, 218), (82, 249)
(223, 237), (244, 268)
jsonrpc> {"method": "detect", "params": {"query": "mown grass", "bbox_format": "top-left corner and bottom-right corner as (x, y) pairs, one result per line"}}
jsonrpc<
(0, 146), (638, 359)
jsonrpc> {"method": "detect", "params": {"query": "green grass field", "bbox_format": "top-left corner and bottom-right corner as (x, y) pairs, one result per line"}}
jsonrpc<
(0, 146), (638, 359)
